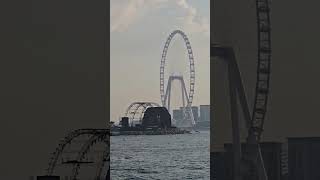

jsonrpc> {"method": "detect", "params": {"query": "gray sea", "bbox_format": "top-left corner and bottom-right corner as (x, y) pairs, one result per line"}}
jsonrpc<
(111, 131), (210, 180)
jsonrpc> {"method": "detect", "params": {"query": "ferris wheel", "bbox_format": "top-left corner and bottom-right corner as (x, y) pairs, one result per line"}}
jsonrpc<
(160, 30), (196, 126)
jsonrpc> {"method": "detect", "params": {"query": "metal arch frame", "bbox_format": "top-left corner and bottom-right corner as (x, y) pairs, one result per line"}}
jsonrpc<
(129, 104), (145, 125)
(71, 132), (109, 180)
(138, 103), (153, 122)
(46, 129), (109, 176)
(160, 30), (195, 108)
(124, 102), (160, 116)
(71, 134), (101, 179)
(124, 102), (160, 125)
(95, 139), (110, 180)
(127, 103), (144, 125)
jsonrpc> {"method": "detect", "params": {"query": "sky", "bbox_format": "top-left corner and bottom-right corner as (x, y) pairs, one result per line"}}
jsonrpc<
(111, 0), (210, 122)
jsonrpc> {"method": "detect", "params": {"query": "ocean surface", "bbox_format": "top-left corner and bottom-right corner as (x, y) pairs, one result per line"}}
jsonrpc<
(111, 131), (210, 180)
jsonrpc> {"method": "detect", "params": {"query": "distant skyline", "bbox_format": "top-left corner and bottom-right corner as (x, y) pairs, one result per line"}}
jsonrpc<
(111, 0), (210, 122)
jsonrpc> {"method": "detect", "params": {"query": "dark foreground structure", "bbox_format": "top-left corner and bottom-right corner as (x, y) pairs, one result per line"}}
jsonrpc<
(111, 107), (190, 135)
(211, 137), (320, 180)
(36, 176), (59, 180)
(36, 175), (109, 180)
(288, 137), (320, 180)
(212, 142), (284, 180)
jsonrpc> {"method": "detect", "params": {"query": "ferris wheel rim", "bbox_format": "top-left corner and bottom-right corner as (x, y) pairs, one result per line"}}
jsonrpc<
(160, 30), (195, 107)
(251, 0), (272, 141)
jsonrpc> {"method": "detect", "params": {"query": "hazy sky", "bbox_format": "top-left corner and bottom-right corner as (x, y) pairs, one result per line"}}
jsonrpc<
(111, 0), (210, 122)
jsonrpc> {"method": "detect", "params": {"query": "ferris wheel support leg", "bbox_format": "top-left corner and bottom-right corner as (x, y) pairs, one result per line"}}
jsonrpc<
(181, 77), (195, 126)
(229, 50), (268, 180)
(168, 81), (171, 112)
(164, 76), (172, 111)
(212, 45), (268, 180)
(228, 60), (242, 180)
(181, 81), (185, 108)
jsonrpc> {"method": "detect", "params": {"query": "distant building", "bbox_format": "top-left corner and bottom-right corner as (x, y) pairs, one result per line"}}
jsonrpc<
(191, 106), (199, 122)
(120, 117), (129, 128)
(200, 105), (210, 122)
(173, 109), (183, 122)
(176, 106), (199, 122)
(173, 105), (207, 127)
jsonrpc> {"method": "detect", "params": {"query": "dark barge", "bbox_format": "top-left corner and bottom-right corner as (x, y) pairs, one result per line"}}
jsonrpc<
(111, 107), (191, 136)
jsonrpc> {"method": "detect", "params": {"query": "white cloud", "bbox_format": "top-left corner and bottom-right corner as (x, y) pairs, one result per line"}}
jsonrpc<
(175, 0), (209, 36)
(111, 0), (209, 36)
(111, 0), (144, 33)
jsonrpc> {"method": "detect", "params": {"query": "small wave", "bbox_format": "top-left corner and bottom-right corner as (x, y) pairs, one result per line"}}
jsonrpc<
(138, 168), (159, 174)
(124, 156), (133, 159)
(124, 177), (148, 180)
(181, 166), (204, 170)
